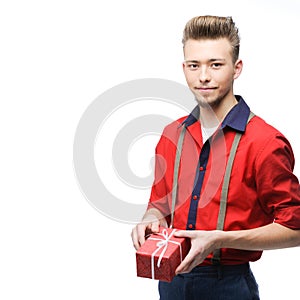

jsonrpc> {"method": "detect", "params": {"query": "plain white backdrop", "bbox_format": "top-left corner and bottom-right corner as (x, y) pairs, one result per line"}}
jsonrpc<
(1, 0), (299, 299)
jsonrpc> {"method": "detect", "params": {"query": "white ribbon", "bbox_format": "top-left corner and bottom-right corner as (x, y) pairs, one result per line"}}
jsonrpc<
(148, 229), (183, 280)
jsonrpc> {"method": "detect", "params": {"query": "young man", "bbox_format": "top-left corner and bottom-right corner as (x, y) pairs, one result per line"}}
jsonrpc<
(131, 16), (300, 299)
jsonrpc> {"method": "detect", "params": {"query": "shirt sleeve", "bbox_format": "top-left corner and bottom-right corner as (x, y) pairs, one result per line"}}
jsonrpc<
(255, 133), (300, 229)
(147, 133), (173, 218)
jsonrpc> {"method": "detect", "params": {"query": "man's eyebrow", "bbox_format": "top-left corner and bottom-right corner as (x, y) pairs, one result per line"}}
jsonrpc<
(208, 58), (226, 62)
(184, 59), (226, 63)
(184, 60), (200, 63)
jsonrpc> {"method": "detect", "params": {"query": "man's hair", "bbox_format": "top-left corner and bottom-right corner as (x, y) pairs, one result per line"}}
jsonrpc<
(182, 15), (240, 63)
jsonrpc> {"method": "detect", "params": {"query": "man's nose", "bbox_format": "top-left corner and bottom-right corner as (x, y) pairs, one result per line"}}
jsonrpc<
(198, 67), (211, 82)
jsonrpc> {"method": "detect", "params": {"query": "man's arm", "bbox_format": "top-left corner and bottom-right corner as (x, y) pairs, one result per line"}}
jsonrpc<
(174, 223), (300, 274)
(219, 222), (300, 250)
(131, 208), (168, 250)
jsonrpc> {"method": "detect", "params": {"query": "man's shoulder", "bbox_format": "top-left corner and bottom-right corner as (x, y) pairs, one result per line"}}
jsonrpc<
(157, 115), (189, 146)
(163, 116), (188, 131)
(250, 115), (285, 137)
(247, 114), (289, 148)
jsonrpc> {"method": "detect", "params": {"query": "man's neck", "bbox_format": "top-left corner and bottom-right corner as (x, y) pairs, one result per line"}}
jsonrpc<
(199, 95), (238, 128)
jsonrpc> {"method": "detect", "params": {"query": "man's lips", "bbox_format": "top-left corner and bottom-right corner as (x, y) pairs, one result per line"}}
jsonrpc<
(195, 87), (217, 91)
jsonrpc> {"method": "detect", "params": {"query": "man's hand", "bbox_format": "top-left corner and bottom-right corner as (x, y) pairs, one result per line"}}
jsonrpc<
(174, 230), (221, 274)
(131, 208), (168, 250)
(174, 223), (300, 274)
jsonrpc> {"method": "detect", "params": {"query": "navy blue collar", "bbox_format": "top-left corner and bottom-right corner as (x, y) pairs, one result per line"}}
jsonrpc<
(182, 95), (251, 133)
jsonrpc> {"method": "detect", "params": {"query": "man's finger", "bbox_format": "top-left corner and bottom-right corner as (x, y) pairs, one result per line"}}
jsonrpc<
(132, 226), (145, 250)
(137, 225), (147, 247)
(174, 230), (194, 238)
(150, 221), (160, 233)
(131, 228), (139, 250)
(175, 251), (195, 274)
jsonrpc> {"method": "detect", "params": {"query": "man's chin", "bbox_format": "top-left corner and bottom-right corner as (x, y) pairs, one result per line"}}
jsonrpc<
(195, 97), (213, 108)
(195, 96), (221, 109)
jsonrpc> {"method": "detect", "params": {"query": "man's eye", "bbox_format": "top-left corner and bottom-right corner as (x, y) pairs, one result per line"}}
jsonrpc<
(187, 64), (199, 70)
(211, 63), (223, 68)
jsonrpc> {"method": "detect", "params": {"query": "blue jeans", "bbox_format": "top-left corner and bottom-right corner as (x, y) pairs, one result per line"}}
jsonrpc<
(158, 263), (259, 300)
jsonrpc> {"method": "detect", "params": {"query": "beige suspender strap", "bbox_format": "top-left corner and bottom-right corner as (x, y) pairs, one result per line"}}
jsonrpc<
(170, 125), (187, 228)
(211, 131), (243, 264)
(212, 111), (255, 264)
(170, 111), (255, 236)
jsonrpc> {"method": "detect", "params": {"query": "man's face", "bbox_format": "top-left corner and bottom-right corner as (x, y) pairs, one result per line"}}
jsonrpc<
(183, 38), (242, 108)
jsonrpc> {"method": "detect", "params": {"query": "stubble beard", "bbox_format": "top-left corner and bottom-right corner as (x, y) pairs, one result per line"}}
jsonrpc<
(195, 94), (223, 109)
(194, 88), (231, 110)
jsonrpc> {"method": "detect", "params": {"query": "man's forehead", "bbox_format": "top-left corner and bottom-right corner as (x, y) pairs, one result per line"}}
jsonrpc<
(184, 37), (231, 45)
(183, 39), (233, 60)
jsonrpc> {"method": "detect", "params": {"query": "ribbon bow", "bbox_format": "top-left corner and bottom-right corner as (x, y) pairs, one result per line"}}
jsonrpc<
(148, 229), (183, 280)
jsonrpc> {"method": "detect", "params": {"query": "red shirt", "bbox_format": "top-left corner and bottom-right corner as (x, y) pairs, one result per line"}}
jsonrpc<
(148, 96), (300, 265)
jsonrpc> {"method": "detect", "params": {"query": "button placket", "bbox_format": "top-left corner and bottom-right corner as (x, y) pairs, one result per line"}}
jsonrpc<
(186, 142), (210, 230)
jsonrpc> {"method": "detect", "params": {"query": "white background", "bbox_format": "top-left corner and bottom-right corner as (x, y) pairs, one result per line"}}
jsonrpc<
(1, 0), (300, 299)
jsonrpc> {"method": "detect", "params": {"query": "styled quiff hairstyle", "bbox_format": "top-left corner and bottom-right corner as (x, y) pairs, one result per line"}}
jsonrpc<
(182, 15), (240, 63)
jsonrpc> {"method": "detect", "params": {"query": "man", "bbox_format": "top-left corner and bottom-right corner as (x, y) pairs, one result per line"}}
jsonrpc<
(131, 15), (300, 299)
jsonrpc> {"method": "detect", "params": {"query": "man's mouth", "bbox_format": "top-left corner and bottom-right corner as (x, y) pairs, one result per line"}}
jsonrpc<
(195, 86), (217, 90)
(195, 87), (217, 92)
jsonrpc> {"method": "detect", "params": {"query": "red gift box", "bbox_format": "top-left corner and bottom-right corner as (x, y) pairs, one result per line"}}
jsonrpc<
(136, 228), (190, 282)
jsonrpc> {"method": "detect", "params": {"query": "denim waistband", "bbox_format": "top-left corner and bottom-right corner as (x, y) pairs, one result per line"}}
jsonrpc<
(186, 263), (250, 279)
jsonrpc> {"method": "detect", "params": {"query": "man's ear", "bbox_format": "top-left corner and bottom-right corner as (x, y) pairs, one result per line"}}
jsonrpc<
(233, 59), (243, 79)
(182, 61), (188, 77)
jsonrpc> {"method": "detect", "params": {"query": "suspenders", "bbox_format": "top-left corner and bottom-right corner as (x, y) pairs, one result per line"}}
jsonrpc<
(170, 124), (187, 228)
(170, 111), (255, 264)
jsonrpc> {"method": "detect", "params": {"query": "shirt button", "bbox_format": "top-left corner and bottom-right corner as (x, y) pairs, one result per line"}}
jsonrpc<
(199, 166), (204, 171)
(193, 195), (198, 200)
(188, 224), (194, 229)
